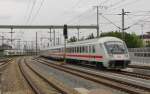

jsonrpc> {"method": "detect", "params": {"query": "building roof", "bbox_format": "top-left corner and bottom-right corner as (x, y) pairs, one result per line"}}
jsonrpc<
(140, 34), (150, 39)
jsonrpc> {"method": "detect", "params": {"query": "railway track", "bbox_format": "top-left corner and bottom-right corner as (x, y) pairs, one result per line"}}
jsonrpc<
(0, 58), (12, 70)
(128, 65), (150, 70)
(112, 70), (150, 80)
(18, 58), (45, 94)
(35, 58), (150, 94)
(66, 61), (150, 80)
(22, 58), (80, 94)
(39, 58), (150, 80)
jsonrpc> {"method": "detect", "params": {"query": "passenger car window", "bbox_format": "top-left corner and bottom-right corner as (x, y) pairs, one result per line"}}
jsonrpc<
(92, 45), (95, 53)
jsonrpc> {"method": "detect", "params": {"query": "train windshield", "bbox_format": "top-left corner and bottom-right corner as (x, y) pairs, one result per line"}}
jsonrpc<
(104, 41), (127, 54)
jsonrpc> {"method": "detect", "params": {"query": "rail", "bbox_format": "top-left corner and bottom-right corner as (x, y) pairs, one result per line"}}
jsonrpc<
(35, 58), (150, 94)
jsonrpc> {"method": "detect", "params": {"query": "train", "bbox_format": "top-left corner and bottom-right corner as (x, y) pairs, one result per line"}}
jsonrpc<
(3, 50), (24, 56)
(41, 37), (131, 69)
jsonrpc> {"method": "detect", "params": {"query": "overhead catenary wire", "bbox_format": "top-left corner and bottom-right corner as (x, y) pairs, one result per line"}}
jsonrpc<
(106, 0), (142, 13)
(126, 11), (150, 29)
(30, 0), (45, 24)
(101, 0), (110, 5)
(26, 0), (37, 24)
(23, 0), (32, 24)
(70, 9), (96, 24)
(66, 8), (93, 24)
(101, 14), (121, 29)
(71, 0), (86, 9)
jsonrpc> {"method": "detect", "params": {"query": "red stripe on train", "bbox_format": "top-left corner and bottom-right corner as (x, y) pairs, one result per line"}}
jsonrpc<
(66, 54), (103, 59)
(49, 53), (103, 59)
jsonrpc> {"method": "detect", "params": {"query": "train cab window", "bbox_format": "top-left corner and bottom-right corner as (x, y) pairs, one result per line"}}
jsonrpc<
(92, 45), (96, 53)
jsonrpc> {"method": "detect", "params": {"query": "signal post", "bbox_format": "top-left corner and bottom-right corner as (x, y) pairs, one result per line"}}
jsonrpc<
(63, 24), (68, 64)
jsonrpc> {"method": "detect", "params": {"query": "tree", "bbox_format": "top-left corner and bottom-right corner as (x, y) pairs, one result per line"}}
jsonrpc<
(68, 36), (77, 43)
(86, 33), (95, 39)
(100, 31), (144, 48)
(146, 43), (150, 47)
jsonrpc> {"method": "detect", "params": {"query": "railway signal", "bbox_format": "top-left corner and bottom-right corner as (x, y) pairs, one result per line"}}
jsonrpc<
(63, 24), (68, 39)
(63, 24), (68, 64)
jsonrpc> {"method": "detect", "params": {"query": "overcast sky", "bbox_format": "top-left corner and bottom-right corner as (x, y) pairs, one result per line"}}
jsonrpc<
(0, 0), (149, 48)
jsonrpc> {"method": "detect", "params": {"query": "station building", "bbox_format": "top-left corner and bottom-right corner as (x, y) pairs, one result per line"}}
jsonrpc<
(140, 32), (150, 47)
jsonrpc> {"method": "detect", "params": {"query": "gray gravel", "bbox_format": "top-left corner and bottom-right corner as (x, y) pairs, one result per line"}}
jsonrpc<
(64, 64), (150, 88)
(29, 59), (128, 94)
(129, 68), (150, 75)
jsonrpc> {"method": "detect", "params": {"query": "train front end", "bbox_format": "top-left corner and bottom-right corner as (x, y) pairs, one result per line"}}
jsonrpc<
(104, 40), (131, 69)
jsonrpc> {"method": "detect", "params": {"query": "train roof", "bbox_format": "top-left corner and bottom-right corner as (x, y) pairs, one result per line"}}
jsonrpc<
(67, 37), (123, 45)
(43, 37), (124, 50)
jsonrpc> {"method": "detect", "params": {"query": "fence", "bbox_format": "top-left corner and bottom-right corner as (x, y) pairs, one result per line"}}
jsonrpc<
(128, 47), (150, 65)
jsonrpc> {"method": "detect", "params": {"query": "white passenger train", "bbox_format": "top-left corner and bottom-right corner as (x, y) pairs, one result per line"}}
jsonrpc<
(41, 37), (131, 69)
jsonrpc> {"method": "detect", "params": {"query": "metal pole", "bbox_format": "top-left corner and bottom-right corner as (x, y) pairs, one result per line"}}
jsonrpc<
(10, 28), (13, 46)
(97, 6), (99, 37)
(64, 38), (66, 63)
(36, 32), (38, 55)
(31, 41), (34, 55)
(141, 24), (144, 41)
(141, 24), (145, 64)
(1, 36), (4, 50)
(48, 28), (52, 47)
(49, 28), (51, 41)
(58, 37), (60, 45)
(77, 28), (79, 41)
(53, 29), (55, 46)
(59, 33), (61, 45)
(122, 9), (125, 41)
(17, 40), (21, 55)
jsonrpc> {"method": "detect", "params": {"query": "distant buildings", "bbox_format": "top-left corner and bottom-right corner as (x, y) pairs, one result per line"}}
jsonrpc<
(140, 32), (150, 46)
(0, 44), (12, 57)
(0, 44), (12, 50)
